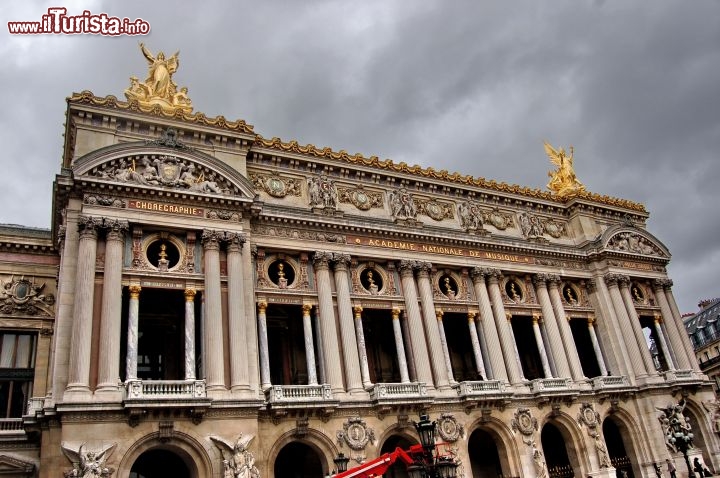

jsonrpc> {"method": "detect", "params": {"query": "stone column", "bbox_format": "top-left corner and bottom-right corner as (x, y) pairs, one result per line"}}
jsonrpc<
(470, 268), (507, 382)
(66, 216), (101, 396)
(662, 281), (700, 370)
(202, 230), (226, 390)
(486, 269), (522, 384)
(244, 240), (260, 392)
(533, 274), (569, 378)
(605, 274), (646, 378)
(391, 307), (410, 383)
(302, 304), (318, 385)
(653, 313), (675, 370)
(587, 316), (608, 376)
(618, 277), (656, 375)
(587, 277), (633, 379)
(547, 276), (586, 381)
(435, 309), (455, 384)
(125, 285), (141, 381)
(184, 289), (197, 380)
(653, 280), (692, 370)
(467, 312), (487, 379)
(313, 252), (343, 392)
(400, 310), (417, 382)
(257, 300), (271, 389)
(96, 220), (128, 394)
(332, 254), (364, 394)
(312, 308), (327, 385)
(353, 306), (372, 388)
(226, 233), (249, 392)
(415, 262), (450, 390)
(532, 313), (553, 378)
(504, 312), (525, 380)
(398, 260), (433, 385)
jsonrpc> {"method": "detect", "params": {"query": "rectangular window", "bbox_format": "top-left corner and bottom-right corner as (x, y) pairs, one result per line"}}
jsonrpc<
(0, 332), (36, 418)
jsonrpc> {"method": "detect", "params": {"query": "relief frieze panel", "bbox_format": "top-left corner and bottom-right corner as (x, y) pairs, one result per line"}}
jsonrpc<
(251, 224), (346, 244)
(250, 172), (302, 198)
(607, 232), (665, 257)
(518, 211), (567, 241)
(83, 194), (127, 208)
(0, 276), (55, 317)
(338, 185), (383, 211)
(415, 198), (454, 222)
(90, 155), (235, 195)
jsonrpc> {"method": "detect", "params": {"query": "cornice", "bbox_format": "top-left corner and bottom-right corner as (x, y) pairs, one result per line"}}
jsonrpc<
(254, 136), (646, 213)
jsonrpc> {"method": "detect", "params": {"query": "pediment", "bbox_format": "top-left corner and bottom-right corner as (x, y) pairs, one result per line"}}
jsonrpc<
(71, 136), (256, 201)
(602, 226), (670, 258)
(0, 455), (35, 475)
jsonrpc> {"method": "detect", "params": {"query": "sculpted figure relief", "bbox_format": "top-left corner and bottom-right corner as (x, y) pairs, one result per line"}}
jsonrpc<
(62, 443), (116, 478)
(544, 141), (585, 198)
(211, 434), (260, 478)
(388, 188), (417, 219)
(307, 175), (338, 208)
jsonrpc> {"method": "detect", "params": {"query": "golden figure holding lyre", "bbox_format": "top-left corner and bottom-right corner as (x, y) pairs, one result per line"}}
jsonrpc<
(124, 43), (192, 114)
(544, 141), (585, 198)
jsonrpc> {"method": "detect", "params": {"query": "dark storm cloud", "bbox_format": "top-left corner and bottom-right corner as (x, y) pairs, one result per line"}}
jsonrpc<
(1, 1), (718, 313)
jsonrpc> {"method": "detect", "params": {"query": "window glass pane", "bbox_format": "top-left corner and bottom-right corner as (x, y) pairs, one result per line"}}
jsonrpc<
(0, 335), (15, 368)
(14, 335), (32, 368)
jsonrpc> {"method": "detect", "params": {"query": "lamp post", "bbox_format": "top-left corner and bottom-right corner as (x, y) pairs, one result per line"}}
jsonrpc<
(334, 453), (350, 474)
(409, 414), (459, 478)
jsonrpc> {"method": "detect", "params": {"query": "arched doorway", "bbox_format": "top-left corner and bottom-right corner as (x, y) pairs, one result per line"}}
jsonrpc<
(541, 423), (573, 478)
(603, 418), (634, 478)
(129, 448), (191, 478)
(468, 428), (503, 478)
(380, 435), (416, 478)
(274, 442), (323, 478)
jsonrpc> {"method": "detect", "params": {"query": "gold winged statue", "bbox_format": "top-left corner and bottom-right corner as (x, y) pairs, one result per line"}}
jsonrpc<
(544, 141), (585, 198)
(124, 43), (192, 114)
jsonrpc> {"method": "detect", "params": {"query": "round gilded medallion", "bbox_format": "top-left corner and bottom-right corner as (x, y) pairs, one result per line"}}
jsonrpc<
(267, 178), (286, 197)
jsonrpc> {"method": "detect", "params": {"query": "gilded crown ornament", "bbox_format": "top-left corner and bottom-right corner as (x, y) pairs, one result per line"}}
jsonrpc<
(544, 141), (585, 198)
(124, 43), (192, 113)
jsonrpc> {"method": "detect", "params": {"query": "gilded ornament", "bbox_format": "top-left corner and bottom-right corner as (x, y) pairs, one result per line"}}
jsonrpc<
(544, 141), (586, 198)
(338, 186), (383, 211)
(124, 43), (192, 114)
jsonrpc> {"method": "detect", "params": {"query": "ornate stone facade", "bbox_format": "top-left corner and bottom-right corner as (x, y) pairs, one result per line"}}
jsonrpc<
(2, 49), (717, 478)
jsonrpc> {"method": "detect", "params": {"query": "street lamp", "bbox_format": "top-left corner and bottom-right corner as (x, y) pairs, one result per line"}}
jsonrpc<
(412, 414), (459, 478)
(334, 453), (350, 473)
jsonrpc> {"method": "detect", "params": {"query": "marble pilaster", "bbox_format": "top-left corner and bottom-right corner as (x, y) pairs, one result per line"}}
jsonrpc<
(125, 285), (141, 381)
(257, 300), (271, 389)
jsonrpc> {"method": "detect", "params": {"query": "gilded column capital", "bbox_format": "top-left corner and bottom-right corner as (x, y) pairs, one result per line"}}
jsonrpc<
(128, 285), (142, 299)
(505, 311), (513, 321)
(532, 313), (542, 324)
(353, 305), (363, 318)
(201, 229), (223, 250)
(587, 315), (596, 325)
(312, 251), (333, 270)
(257, 300), (268, 313)
(225, 232), (247, 252)
(467, 311), (477, 322)
(414, 261), (433, 277)
(391, 307), (401, 320)
(302, 303), (313, 315)
(435, 309), (444, 320)
(398, 259), (416, 276)
(332, 253), (351, 271)
(184, 289), (196, 301)
(654, 312), (663, 324)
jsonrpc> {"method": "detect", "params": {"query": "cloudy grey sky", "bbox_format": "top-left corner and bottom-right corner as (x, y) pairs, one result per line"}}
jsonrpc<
(1, 1), (718, 314)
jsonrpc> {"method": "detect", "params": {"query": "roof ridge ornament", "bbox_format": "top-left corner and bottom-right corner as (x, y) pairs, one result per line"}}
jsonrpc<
(145, 127), (190, 150)
(124, 43), (193, 114)
(544, 141), (586, 198)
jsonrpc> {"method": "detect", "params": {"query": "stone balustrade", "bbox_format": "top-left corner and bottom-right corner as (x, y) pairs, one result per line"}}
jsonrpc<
(125, 379), (206, 399)
(267, 384), (333, 403)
